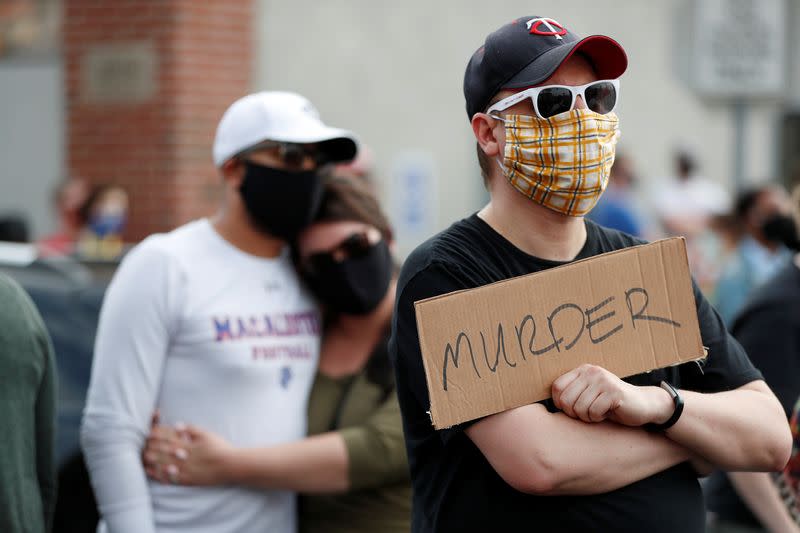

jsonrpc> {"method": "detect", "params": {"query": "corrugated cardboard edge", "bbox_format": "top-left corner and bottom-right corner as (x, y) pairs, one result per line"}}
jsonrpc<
(413, 237), (709, 429)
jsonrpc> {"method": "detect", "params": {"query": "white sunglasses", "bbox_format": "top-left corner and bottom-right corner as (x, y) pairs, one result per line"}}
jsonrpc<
(486, 79), (620, 119)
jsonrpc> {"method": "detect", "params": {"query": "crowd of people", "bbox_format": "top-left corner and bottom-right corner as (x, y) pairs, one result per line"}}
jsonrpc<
(2, 12), (800, 533)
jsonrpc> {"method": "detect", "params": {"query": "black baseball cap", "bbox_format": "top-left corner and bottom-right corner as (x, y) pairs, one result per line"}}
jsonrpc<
(464, 16), (628, 119)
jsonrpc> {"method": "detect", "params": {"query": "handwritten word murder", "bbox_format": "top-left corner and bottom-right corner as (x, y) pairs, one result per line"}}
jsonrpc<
(441, 287), (681, 391)
(213, 311), (320, 342)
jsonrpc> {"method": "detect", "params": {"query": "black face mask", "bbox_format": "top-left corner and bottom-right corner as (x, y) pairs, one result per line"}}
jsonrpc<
(762, 213), (800, 251)
(239, 161), (324, 241)
(305, 240), (393, 315)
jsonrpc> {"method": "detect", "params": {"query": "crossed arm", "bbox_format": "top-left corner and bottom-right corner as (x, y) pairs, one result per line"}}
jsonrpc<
(467, 364), (791, 496)
(466, 401), (693, 495)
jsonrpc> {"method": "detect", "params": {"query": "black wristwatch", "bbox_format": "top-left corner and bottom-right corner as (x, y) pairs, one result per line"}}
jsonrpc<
(644, 381), (684, 432)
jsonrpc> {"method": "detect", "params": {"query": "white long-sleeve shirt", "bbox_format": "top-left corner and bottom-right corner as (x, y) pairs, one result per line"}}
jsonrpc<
(81, 219), (320, 533)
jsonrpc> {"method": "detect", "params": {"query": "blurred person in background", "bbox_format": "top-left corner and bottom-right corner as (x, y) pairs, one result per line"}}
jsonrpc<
(654, 149), (731, 236)
(652, 150), (732, 293)
(587, 151), (647, 237)
(706, 183), (800, 532)
(390, 15), (790, 533)
(74, 185), (130, 261)
(143, 175), (410, 533)
(708, 213), (746, 259)
(81, 91), (357, 533)
(712, 185), (795, 325)
(0, 273), (57, 533)
(39, 177), (90, 256)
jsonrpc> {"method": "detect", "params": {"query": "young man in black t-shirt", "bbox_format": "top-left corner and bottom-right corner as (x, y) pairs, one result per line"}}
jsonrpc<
(388, 16), (791, 533)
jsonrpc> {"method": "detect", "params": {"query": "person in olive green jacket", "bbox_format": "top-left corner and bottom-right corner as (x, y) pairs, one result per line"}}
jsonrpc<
(0, 273), (58, 533)
(144, 176), (410, 533)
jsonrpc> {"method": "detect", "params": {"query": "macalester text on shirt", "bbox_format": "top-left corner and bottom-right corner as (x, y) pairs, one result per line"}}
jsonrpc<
(212, 311), (321, 342)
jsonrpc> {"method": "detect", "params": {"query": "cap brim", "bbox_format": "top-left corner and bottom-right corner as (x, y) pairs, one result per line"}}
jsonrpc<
(265, 118), (359, 163)
(317, 135), (359, 164)
(503, 35), (628, 89)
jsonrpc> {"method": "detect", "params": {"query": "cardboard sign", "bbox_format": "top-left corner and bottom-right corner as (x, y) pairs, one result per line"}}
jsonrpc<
(414, 238), (706, 429)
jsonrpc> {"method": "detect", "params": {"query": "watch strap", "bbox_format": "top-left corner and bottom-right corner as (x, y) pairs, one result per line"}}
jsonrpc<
(644, 381), (684, 432)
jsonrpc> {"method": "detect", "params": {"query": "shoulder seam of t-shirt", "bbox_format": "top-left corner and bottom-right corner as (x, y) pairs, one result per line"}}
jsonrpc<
(718, 368), (764, 390)
(144, 219), (207, 252)
(125, 233), (183, 274)
(398, 257), (469, 305)
(402, 218), (475, 281)
(127, 219), (215, 275)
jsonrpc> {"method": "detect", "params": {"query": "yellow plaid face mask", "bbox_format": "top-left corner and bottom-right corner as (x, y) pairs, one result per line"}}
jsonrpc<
(496, 108), (620, 217)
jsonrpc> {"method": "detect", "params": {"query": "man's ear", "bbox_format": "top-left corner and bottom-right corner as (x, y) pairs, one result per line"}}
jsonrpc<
(471, 113), (503, 159)
(221, 158), (245, 188)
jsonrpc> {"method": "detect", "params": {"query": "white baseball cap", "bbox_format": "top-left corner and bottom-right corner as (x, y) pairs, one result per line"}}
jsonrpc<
(212, 91), (359, 167)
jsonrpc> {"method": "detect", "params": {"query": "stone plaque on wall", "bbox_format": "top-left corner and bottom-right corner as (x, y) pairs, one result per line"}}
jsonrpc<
(691, 0), (786, 98)
(82, 40), (157, 103)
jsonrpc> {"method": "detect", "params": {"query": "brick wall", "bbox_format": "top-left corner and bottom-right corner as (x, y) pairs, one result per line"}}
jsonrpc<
(64, 0), (253, 241)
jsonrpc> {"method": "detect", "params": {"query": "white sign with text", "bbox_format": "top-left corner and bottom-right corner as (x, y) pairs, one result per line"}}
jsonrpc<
(692, 0), (786, 97)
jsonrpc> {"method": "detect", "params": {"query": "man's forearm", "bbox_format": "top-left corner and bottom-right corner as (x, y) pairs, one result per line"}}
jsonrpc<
(551, 366), (791, 473)
(467, 403), (693, 495)
(81, 414), (157, 533)
(532, 412), (691, 494)
(664, 381), (791, 471)
(728, 471), (800, 533)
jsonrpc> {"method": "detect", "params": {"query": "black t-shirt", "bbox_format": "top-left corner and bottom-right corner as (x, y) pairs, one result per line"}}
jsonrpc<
(706, 260), (800, 527)
(389, 214), (763, 533)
